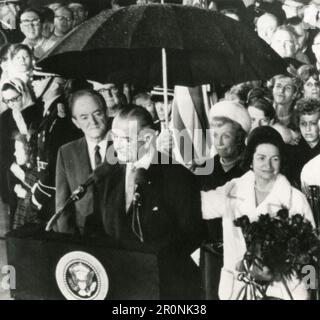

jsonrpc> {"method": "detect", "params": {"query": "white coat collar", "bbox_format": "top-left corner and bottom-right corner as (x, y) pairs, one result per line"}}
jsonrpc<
(228, 170), (292, 220)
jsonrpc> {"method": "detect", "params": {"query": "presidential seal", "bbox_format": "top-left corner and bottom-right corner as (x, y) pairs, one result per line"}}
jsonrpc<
(55, 251), (109, 300)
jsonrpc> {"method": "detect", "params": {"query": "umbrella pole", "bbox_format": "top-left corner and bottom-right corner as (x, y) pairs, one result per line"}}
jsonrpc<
(161, 0), (169, 128)
(162, 48), (169, 128)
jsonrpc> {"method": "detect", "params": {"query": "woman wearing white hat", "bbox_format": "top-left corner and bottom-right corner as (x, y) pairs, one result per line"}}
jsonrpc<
(200, 100), (252, 191)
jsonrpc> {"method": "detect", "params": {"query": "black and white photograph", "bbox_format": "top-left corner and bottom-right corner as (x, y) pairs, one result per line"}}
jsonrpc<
(0, 0), (320, 304)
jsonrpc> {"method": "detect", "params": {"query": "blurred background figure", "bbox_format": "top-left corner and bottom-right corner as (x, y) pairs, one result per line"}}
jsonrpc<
(270, 73), (300, 130)
(133, 92), (160, 128)
(297, 64), (320, 100)
(0, 0), (23, 44)
(47, 3), (63, 13)
(49, 5), (73, 46)
(19, 8), (55, 60)
(289, 98), (320, 188)
(286, 16), (311, 64)
(150, 87), (174, 130)
(68, 2), (88, 28)
(248, 97), (276, 131)
(255, 12), (279, 45)
(40, 7), (55, 39)
(7, 44), (34, 86)
(270, 25), (298, 61)
(224, 82), (254, 106)
(91, 81), (127, 119)
(312, 31), (320, 72)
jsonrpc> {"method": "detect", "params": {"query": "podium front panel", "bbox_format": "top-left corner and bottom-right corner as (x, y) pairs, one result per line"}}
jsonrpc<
(6, 226), (160, 300)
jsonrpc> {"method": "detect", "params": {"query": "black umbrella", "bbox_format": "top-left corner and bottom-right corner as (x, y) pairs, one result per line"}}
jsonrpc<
(39, 3), (287, 124)
(39, 3), (287, 86)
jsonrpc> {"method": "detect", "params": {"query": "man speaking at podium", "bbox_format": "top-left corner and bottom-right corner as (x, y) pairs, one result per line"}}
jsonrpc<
(91, 105), (205, 299)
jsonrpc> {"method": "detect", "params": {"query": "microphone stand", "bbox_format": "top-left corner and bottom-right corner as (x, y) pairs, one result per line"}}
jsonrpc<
(307, 186), (320, 300)
(45, 184), (89, 232)
(132, 184), (144, 243)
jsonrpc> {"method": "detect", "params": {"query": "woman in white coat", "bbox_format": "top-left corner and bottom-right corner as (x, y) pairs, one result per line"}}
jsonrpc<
(201, 126), (315, 300)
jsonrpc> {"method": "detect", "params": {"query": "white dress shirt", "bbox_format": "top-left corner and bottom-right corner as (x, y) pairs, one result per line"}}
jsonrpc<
(125, 147), (155, 211)
(86, 138), (108, 170)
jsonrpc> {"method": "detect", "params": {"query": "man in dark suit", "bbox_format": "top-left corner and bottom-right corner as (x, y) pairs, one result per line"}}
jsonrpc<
(55, 89), (111, 234)
(94, 105), (204, 299)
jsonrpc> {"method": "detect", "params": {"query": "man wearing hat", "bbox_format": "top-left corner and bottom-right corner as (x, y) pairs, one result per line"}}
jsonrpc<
(150, 86), (174, 131)
(31, 75), (81, 216)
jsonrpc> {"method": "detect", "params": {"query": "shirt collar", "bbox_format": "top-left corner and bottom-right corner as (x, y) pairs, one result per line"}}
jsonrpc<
(130, 146), (156, 170)
(43, 96), (60, 115)
(22, 37), (45, 49)
(86, 137), (108, 154)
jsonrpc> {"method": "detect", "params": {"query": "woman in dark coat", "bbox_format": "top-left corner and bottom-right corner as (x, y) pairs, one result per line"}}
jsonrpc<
(0, 78), (42, 227)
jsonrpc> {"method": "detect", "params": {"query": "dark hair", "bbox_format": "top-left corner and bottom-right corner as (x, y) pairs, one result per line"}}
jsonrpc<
(2, 82), (19, 93)
(297, 64), (320, 84)
(247, 87), (273, 106)
(8, 43), (33, 61)
(286, 16), (303, 26)
(294, 98), (320, 126)
(69, 89), (107, 116)
(40, 7), (55, 23)
(0, 43), (11, 63)
(19, 8), (43, 24)
(116, 104), (154, 131)
(242, 126), (287, 174)
(133, 92), (152, 104)
(248, 98), (276, 120)
(64, 78), (93, 101)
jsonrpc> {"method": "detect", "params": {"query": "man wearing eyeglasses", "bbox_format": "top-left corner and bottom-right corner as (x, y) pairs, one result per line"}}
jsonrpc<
(19, 8), (55, 60)
(92, 105), (204, 299)
(91, 81), (128, 118)
(49, 6), (73, 46)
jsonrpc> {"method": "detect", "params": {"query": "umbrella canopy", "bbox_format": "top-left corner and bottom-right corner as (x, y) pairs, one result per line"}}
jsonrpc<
(39, 3), (287, 86)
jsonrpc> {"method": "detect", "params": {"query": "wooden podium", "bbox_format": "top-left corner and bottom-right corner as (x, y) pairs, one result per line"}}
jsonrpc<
(6, 225), (163, 300)
(6, 225), (201, 300)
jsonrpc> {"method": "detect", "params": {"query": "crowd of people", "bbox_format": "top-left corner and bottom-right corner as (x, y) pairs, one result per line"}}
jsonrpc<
(1, 0), (320, 300)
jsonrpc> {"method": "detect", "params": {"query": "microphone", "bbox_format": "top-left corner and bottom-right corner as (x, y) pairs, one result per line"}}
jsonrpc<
(133, 168), (148, 206)
(45, 161), (114, 232)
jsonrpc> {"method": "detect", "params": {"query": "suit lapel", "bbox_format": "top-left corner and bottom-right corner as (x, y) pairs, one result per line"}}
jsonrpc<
(76, 138), (92, 184)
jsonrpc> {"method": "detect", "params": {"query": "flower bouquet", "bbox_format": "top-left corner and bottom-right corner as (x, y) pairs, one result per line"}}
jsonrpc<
(233, 209), (320, 300)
